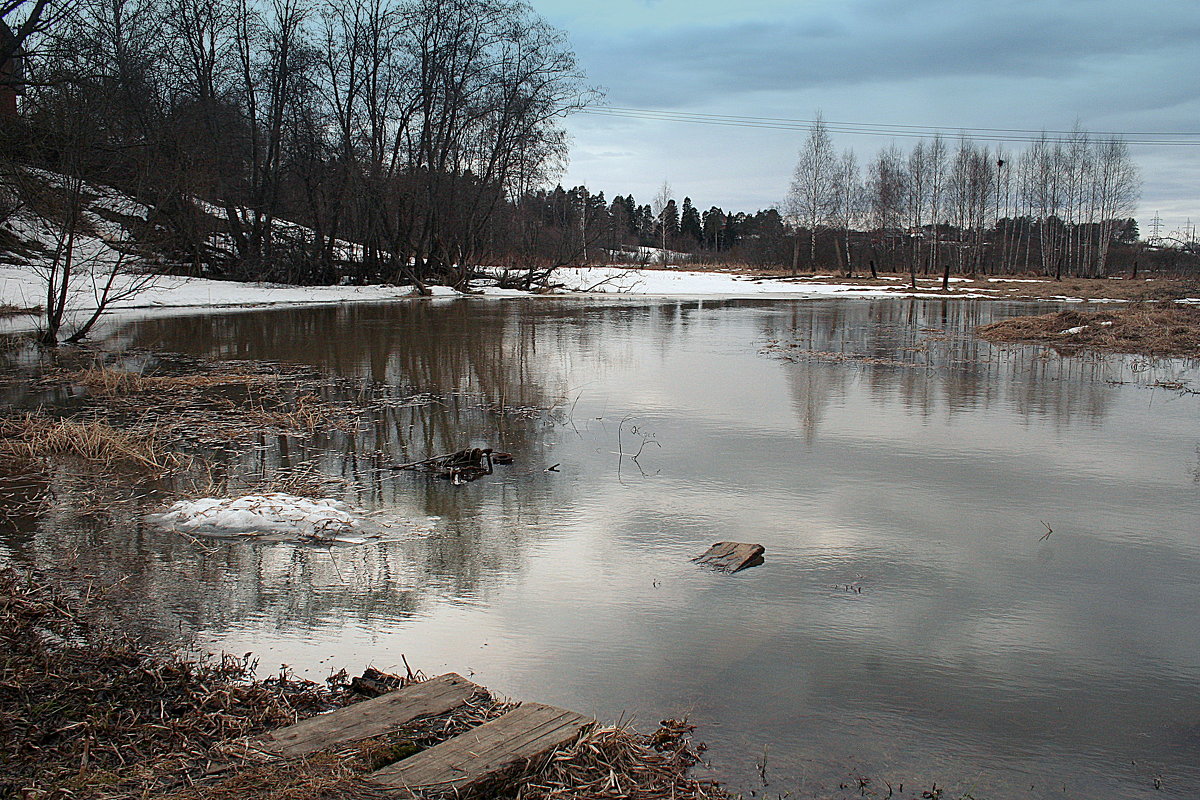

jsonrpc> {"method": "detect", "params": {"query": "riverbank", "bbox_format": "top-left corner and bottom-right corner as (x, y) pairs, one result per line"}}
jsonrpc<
(976, 302), (1200, 359)
(0, 566), (730, 800)
(4, 263), (1198, 328)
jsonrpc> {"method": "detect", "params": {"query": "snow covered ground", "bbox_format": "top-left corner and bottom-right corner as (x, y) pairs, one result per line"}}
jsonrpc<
(0, 264), (997, 319)
(0, 263), (1023, 338)
(548, 266), (995, 299)
(0, 264), (439, 312)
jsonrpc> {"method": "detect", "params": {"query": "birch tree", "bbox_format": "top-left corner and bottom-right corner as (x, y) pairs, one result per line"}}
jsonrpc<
(786, 112), (836, 273)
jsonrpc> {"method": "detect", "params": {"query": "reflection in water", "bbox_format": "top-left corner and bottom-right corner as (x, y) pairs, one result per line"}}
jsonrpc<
(2, 297), (1200, 799)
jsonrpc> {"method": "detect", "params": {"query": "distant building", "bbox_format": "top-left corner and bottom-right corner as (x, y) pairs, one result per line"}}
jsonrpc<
(0, 21), (25, 116)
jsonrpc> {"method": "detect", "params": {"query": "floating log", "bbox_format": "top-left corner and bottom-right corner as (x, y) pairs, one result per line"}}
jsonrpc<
(392, 447), (510, 484)
(259, 673), (480, 758)
(692, 541), (765, 573)
(370, 702), (595, 796)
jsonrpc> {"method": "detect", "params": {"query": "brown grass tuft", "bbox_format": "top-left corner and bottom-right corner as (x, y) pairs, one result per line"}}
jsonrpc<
(975, 302), (1200, 358)
(60, 366), (278, 397)
(0, 412), (179, 470)
(0, 566), (341, 800)
(514, 720), (733, 800)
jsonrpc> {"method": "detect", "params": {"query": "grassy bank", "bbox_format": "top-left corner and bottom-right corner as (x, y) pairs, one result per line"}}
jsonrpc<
(723, 269), (1200, 302)
(975, 302), (1200, 358)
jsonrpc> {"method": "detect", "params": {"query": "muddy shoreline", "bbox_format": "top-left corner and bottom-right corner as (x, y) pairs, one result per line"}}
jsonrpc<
(0, 566), (728, 800)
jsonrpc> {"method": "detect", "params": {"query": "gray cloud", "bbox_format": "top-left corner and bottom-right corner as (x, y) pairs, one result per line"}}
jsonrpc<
(575, 5), (1200, 108)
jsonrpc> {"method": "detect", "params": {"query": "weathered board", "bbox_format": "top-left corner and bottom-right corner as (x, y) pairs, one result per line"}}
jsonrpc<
(370, 702), (594, 795)
(260, 673), (481, 757)
(693, 541), (765, 573)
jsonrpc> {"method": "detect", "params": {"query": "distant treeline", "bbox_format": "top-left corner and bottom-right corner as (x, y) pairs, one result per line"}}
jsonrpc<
(525, 119), (1175, 280)
(0, 0), (1191, 286)
(785, 116), (1145, 281)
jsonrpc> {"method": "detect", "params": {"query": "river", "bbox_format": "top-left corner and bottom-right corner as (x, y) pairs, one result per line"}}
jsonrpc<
(3, 296), (1199, 798)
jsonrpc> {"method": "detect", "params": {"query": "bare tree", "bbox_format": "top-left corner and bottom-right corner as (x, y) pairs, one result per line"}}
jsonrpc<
(905, 139), (928, 287)
(866, 143), (906, 274)
(1092, 135), (1139, 276)
(828, 148), (861, 277)
(926, 134), (948, 287)
(651, 179), (673, 257)
(786, 112), (835, 274)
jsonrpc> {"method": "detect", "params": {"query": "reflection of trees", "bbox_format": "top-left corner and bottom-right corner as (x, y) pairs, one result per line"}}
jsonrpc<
(1, 300), (630, 642)
(0, 449), (571, 644)
(762, 299), (1166, 437)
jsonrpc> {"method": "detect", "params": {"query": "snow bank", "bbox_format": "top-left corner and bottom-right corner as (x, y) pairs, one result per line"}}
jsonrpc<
(153, 493), (368, 543)
(549, 267), (997, 299)
(0, 265), (426, 312)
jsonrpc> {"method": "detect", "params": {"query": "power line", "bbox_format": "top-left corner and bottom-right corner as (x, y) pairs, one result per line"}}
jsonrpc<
(580, 106), (1200, 147)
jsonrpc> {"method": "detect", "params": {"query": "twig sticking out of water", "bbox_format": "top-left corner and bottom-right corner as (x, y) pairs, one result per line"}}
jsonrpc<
(756, 744), (770, 786)
(1039, 521), (1053, 541)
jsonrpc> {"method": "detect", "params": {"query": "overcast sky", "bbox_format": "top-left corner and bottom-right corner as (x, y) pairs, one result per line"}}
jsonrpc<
(533, 0), (1200, 238)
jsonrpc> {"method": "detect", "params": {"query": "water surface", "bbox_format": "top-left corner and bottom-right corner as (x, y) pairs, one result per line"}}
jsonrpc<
(3, 297), (1199, 799)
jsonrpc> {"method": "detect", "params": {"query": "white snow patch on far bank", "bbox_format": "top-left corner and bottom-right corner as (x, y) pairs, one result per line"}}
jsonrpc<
(548, 267), (997, 299)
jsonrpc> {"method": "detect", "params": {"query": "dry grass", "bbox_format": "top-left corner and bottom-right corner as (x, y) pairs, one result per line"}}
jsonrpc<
(39, 364), (360, 445)
(241, 393), (335, 434)
(975, 302), (1200, 357)
(59, 366), (278, 397)
(188, 462), (351, 501)
(0, 412), (180, 470)
(515, 721), (732, 800)
(0, 566), (342, 800)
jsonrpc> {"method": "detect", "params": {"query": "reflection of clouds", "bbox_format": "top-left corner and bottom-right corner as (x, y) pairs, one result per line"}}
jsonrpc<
(4, 297), (1200, 799)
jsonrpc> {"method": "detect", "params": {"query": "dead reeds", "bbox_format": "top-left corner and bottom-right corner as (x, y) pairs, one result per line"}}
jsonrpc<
(59, 365), (279, 397)
(975, 302), (1200, 358)
(34, 362), (361, 449)
(0, 412), (178, 470)
(515, 720), (734, 800)
(0, 566), (340, 800)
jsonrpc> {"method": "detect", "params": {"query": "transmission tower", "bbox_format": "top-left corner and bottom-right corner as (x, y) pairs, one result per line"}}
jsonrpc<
(1148, 211), (1163, 244)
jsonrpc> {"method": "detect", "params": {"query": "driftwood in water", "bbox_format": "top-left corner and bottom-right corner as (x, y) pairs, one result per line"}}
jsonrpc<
(392, 447), (514, 484)
(692, 541), (765, 573)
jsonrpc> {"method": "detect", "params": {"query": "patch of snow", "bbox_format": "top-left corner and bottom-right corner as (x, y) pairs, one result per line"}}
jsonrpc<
(477, 285), (535, 297)
(1059, 326), (1087, 335)
(0, 264), (421, 313)
(153, 493), (366, 542)
(1098, 320), (1114, 326)
(607, 245), (693, 265)
(549, 267), (996, 299)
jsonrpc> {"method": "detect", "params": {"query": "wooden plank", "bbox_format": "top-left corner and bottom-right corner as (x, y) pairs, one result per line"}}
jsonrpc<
(693, 541), (765, 573)
(260, 673), (481, 757)
(370, 702), (594, 795)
